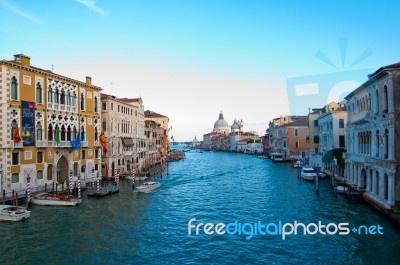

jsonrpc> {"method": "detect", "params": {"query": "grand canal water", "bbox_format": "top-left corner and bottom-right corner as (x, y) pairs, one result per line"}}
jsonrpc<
(1, 151), (400, 264)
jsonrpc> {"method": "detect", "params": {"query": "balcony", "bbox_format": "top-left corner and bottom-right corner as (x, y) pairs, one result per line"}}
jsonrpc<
(59, 141), (71, 147)
(94, 141), (100, 146)
(12, 141), (23, 148)
(72, 106), (77, 113)
(36, 140), (47, 147)
(349, 110), (370, 124)
(48, 102), (53, 109)
(47, 141), (54, 147)
(60, 104), (65, 111)
(81, 141), (89, 147)
(66, 106), (71, 112)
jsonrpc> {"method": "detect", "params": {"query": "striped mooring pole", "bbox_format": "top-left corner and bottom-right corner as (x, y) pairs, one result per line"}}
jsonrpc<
(77, 177), (81, 198)
(69, 171), (73, 194)
(26, 175), (31, 203)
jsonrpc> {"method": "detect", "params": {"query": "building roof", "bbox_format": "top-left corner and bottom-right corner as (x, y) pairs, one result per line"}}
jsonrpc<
(1, 56), (102, 91)
(144, 110), (168, 118)
(345, 62), (400, 100)
(118, 98), (142, 103)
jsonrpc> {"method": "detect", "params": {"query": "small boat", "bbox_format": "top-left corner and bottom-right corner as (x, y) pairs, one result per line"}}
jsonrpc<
(293, 161), (303, 168)
(0, 205), (31, 222)
(31, 193), (82, 206)
(300, 167), (318, 181)
(318, 172), (327, 179)
(334, 186), (348, 193)
(271, 153), (284, 163)
(137, 182), (161, 193)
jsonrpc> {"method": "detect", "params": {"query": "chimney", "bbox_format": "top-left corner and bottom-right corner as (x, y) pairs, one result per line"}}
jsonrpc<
(14, 54), (31, 67)
(85, 76), (92, 85)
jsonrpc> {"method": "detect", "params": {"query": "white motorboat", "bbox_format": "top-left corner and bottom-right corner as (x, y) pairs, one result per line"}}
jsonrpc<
(137, 182), (161, 193)
(31, 193), (82, 206)
(293, 161), (303, 168)
(0, 205), (31, 222)
(300, 167), (318, 181)
(334, 186), (348, 193)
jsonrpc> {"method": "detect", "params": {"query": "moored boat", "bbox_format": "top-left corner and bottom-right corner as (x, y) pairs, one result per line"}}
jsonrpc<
(31, 193), (81, 206)
(137, 182), (161, 193)
(0, 205), (31, 222)
(293, 160), (303, 168)
(300, 167), (317, 181)
(334, 185), (348, 193)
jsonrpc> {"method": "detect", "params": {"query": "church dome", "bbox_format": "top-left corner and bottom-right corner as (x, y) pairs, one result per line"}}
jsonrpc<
(213, 111), (229, 134)
(231, 123), (240, 130)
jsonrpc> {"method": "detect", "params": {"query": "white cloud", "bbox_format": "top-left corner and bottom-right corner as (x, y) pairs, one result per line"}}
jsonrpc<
(75, 0), (108, 16)
(0, 0), (44, 24)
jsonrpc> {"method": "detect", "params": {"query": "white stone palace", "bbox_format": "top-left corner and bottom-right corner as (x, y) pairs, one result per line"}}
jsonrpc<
(345, 63), (400, 209)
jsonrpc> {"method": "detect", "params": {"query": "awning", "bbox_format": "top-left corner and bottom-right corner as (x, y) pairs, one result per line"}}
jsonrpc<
(121, 138), (134, 147)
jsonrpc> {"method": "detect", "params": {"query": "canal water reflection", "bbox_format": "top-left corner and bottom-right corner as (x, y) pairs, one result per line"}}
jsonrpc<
(1, 151), (400, 264)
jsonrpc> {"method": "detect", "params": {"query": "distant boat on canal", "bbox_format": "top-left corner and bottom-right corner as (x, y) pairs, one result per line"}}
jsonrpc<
(137, 182), (161, 193)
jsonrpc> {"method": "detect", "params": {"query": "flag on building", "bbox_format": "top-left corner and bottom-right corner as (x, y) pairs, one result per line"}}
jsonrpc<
(13, 123), (21, 143)
(171, 135), (174, 142)
(55, 127), (61, 145)
(71, 131), (81, 150)
(100, 130), (108, 153)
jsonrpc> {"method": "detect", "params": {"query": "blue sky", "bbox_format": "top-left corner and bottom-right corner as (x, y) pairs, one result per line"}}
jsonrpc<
(1, 0), (400, 141)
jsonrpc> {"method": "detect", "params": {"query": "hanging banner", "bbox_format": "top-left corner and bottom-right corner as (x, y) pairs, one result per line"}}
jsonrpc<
(21, 101), (35, 147)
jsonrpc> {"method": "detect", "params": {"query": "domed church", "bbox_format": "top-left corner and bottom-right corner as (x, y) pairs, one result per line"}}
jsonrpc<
(213, 111), (229, 135)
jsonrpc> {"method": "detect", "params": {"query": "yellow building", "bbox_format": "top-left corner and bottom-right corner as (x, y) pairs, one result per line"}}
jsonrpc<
(0, 54), (102, 194)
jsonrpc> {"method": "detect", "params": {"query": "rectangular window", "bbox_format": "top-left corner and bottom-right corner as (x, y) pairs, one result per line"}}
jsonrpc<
(339, 119), (345, 128)
(12, 152), (19, 165)
(11, 173), (19, 183)
(111, 103), (113, 111)
(294, 129), (298, 137)
(339, 135), (345, 148)
(102, 102), (107, 110)
(314, 147), (318, 154)
(82, 150), (86, 159)
(314, 120), (318, 127)
(37, 170), (43, 180)
(102, 121), (107, 131)
(95, 149), (99, 158)
(295, 141), (299, 148)
(313, 135), (319, 144)
(37, 151), (43, 163)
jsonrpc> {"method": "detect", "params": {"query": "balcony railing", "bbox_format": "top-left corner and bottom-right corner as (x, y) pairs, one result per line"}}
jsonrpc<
(81, 141), (89, 147)
(36, 140), (47, 147)
(12, 141), (23, 148)
(60, 104), (65, 111)
(94, 141), (100, 146)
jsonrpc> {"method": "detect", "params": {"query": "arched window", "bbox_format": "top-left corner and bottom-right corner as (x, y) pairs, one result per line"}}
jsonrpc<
(384, 129), (389, 159)
(94, 127), (98, 141)
(376, 130), (380, 157)
(11, 76), (18, 100)
(375, 89), (380, 114)
(48, 124), (53, 141)
(73, 126), (77, 139)
(384, 174), (389, 200)
(66, 92), (70, 106)
(368, 93), (371, 110)
(80, 93), (85, 111)
(36, 82), (42, 103)
(72, 92), (76, 107)
(60, 89), (65, 105)
(11, 119), (17, 140)
(61, 125), (66, 141)
(81, 125), (85, 141)
(55, 89), (59, 104)
(383, 85), (388, 112)
(67, 126), (72, 141)
(36, 122), (43, 141)
(48, 89), (53, 103)
(94, 96), (98, 112)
